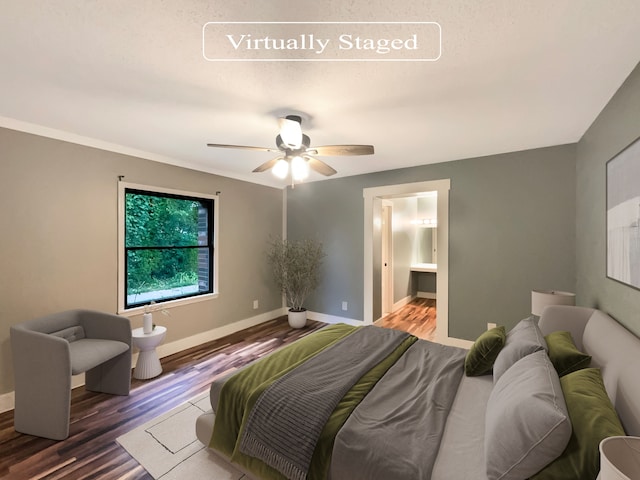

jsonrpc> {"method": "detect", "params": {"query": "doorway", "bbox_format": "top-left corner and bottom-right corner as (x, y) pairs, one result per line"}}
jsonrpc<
(363, 179), (450, 342)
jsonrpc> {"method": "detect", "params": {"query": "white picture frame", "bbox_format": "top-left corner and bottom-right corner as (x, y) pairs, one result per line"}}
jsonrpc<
(606, 136), (640, 289)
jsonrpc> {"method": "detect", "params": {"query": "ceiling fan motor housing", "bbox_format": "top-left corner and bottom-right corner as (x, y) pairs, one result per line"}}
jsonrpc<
(285, 114), (302, 124)
(276, 133), (310, 153)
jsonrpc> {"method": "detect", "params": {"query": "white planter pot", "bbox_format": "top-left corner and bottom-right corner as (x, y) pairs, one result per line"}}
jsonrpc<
(288, 309), (307, 329)
(143, 313), (153, 334)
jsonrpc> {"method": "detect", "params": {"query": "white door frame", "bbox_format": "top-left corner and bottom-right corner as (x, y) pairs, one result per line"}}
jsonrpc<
(381, 201), (393, 316)
(363, 179), (450, 343)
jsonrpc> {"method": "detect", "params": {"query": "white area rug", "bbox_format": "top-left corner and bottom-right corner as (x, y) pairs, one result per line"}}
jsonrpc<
(116, 392), (247, 479)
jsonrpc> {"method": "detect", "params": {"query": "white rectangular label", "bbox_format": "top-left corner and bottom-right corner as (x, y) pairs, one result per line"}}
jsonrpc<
(202, 22), (441, 62)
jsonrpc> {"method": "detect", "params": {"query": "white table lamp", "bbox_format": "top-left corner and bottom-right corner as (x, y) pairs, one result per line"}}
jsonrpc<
(599, 436), (640, 480)
(531, 289), (576, 316)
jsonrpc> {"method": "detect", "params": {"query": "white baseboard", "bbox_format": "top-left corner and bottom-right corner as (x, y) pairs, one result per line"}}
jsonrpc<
(0, 391), (14, 414)
(151, 307), (286, 361)
(417, 291), (437, 299)
(307, 311), (363, 326)
(0, 308), (286, 414)
(438, 336), (474, 349)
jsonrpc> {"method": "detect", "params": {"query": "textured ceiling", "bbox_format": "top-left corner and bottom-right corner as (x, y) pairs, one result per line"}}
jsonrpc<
(1, 1), (640, 188)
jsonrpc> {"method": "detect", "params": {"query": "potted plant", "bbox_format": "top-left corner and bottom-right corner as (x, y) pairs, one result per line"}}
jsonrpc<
(267, 237), (325, 328)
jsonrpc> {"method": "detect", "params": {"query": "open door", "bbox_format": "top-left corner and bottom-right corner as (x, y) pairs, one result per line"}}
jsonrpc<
(381, 203), (393, 316)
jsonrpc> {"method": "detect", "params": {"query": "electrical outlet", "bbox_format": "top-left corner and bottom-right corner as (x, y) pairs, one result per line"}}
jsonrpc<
(342, 301), (348, 311)
(253, 300), (259, 309)
(487, 322), (497, 330)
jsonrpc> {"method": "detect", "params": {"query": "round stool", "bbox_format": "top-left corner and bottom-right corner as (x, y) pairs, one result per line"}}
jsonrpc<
(132, 326), (167, 380)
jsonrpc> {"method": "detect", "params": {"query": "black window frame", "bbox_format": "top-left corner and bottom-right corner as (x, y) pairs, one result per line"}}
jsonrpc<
(123, 187), (215, 309)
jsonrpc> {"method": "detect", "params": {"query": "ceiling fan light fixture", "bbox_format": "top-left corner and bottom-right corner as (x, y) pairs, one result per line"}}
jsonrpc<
(207, 113), (374, 183)
(291, 155), (309, 181)
(272, 158), (289, 179)
(278, 116), (303, 149)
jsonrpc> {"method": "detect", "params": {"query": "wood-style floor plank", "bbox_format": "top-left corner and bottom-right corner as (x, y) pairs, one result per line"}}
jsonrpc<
(375, 298), (437, 340)
(0, 301), (433, 480)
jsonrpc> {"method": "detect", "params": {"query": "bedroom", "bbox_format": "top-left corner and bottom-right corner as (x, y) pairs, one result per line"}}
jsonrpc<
(1, 1), (640, 479)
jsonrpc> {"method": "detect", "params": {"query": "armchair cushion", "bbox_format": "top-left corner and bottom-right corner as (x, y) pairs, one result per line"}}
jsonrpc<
(69, 339), (130, 375)
(50, 326), (86, 342)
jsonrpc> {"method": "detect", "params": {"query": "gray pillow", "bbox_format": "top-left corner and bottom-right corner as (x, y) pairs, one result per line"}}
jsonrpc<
(493, 316), (547, 382)
(485, 350), (571, 480)
(50, 325), (86, 342)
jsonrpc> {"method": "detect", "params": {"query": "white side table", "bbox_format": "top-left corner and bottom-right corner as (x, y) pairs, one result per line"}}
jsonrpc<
(132, 326), (167, 380)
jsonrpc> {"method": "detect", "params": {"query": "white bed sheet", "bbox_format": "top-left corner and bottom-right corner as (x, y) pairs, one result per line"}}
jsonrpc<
(431, 373), (493, 480)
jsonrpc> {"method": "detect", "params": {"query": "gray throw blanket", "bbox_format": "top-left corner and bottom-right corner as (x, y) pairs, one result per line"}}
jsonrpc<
(329, 340), (467, 479)
(238, 325), (410, 480)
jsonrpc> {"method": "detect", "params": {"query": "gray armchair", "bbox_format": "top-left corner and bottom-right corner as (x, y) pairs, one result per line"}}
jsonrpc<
(10, 309), (132, 440)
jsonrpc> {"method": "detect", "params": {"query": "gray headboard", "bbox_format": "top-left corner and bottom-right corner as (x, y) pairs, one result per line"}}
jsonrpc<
(539, 305), (640, 436)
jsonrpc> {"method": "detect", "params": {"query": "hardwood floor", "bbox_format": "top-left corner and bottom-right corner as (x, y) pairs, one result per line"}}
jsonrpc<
(0, 304), (435, 480)
(0, 317), (325, 480)
(375, 297), (437, 340)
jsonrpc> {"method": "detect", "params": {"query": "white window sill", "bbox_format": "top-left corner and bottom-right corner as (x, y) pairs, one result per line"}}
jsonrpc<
(118, 292), (219, 316)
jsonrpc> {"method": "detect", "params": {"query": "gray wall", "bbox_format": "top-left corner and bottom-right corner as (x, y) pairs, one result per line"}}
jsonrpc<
(0, 128), (284, 395)
(287, 144), (576, 340)
(417, 272), (436, 294)
(416, 195), (437, 263)
(416, 228), (435, 264)
(416, 196), (437, 294)
(391, 197), (415, 304)
(391, 197), (437, 300)
(576, 61), (640, 336)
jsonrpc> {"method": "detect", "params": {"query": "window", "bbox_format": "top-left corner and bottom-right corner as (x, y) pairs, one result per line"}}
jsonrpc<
(118, 183), (218, 311)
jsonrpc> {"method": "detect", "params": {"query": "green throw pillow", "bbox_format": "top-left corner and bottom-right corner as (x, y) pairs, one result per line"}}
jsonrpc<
(530, 368), (626, 480)
(545, 331), (592, 376)
(464, 325), (506, 376)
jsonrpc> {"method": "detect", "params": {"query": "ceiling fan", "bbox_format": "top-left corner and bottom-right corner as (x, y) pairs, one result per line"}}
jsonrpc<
(207, 115), (374, 183)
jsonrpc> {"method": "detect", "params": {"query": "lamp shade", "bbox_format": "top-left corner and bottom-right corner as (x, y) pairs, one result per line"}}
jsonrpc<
(272, 158), (289, 179)
(290, 156), (309, 181)
(531, 289), (576, 316)
(600, 436), (640, 480)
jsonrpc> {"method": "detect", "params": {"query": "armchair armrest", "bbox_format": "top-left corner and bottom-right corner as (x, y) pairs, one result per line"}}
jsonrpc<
(11, 326), (72, 379)
(10, 325), (73, 439)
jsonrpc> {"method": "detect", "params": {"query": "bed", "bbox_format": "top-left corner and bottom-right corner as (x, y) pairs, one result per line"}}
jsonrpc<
(195, 306), (640, 479)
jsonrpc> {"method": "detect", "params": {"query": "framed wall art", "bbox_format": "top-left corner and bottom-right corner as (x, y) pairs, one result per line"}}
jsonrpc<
(607, 135), (640, 289)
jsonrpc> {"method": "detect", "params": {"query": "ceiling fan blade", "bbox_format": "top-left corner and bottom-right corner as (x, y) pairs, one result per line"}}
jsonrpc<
(252, 156), (283, 173)
(278, 116), (303, 149)
(207, 143), (281, 153)
(310, 145), (375, 156)
(306, 156), (337, 176)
